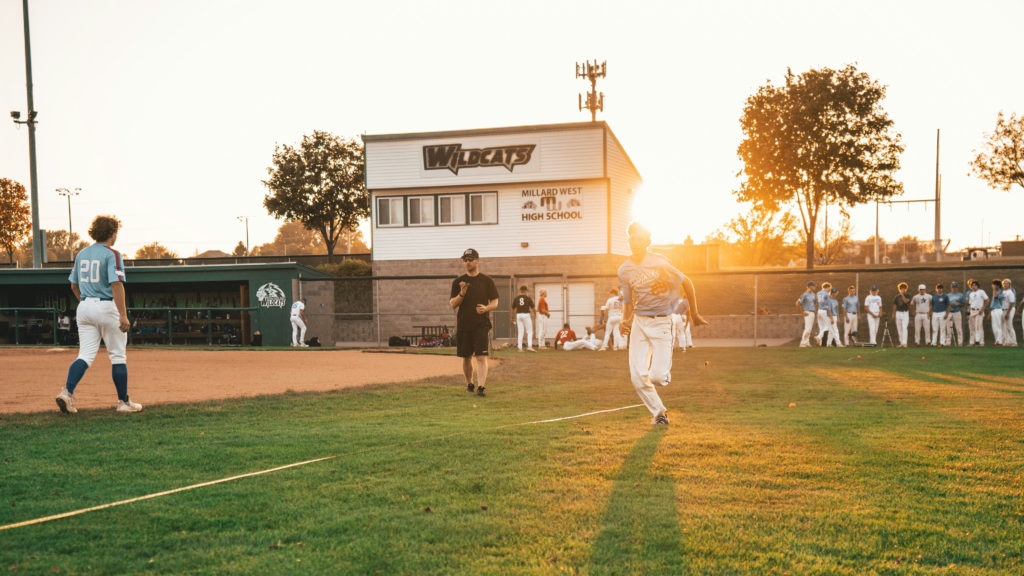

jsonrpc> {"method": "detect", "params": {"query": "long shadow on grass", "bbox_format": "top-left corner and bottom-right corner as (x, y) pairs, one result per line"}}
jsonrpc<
(587, 428), (687, 575)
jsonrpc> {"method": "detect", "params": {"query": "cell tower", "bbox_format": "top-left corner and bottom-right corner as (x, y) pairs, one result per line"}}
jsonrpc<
(576, 60), (606, 122)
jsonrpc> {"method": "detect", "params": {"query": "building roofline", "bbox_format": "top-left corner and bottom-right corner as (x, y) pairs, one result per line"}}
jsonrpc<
(362, 121), (607, 143)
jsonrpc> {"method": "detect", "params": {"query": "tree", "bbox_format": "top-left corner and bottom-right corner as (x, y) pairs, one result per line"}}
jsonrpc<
(135, 242), (179, 259)
(262, 131), (368, 258)
(0, 178), (31, 264)
(44, 230), (89, 262)
(970, 111), (1024, 192)
(799, 217), (854, 265)
(232, 241), (247, 257)
(252, 221), (325, 256)
(736, 64), (904, 269)
(711, 205), (798, 266)
(337, 226), (370, 254)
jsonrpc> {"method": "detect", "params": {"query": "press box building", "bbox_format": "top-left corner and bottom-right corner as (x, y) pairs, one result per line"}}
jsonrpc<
(362, 121), (643, 341)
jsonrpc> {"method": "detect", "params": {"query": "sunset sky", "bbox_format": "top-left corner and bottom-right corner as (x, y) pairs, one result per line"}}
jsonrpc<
(2, 0), (1022, 258)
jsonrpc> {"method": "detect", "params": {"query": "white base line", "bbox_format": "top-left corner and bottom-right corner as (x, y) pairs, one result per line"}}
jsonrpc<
(0, 404), (644, 532)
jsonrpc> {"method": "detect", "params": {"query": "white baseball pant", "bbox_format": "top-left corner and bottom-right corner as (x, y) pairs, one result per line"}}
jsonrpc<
(816, 310), (830, 342)
(291, 315), (306, 346)
(867, 314), (880, 345)
(627, 315), (672, 418)
(602, 315), (625, 350)
(914, 313), (930, 345)
(844, 312), (857, 345)
(516, 313), (534, 349)
(895, 311), (910, 346)
(930, 314), (947, 346)
(990, 309), (1003, 344)
(800, 311), (815, 347)
(968, 309), (985, 345)
(827, 316), (843, 347)
(945, 311), (963, 346)
(76, 298), (127, 366)
(1001, 307), (1016, 345)
(563, 338), (599, 351)
(535, 315), (548, 347)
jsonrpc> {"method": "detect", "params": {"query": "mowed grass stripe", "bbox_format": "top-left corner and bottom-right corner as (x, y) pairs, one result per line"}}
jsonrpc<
(2, 347), (1023, 575)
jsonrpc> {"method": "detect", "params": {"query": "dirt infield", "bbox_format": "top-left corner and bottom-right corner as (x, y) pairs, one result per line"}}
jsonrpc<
(0, 348), (465, 414)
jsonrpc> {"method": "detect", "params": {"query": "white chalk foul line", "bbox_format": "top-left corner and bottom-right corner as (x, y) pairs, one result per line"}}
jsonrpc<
(0, 403), (644, 532)
(512, 403), (645, 425)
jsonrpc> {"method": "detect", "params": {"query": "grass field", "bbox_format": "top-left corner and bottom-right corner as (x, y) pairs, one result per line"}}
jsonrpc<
(2, 346), (1023, 575)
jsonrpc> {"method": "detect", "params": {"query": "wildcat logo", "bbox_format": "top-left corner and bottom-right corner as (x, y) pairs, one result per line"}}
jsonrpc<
(423, 144), (535, 175)
(256, 282), (286, 308)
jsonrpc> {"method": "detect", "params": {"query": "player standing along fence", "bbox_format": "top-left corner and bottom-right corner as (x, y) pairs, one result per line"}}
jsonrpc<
(302, 262), (1024, 348)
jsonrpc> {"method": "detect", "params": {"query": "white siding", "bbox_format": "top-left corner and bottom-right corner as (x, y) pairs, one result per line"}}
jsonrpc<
(604, 129), (642, 256)
(366, 128), (605, 190)
(372, 180), (609, 261)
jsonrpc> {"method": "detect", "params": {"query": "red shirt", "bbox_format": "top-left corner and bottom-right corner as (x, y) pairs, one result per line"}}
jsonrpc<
(556, 328), (576, 345)
(538, 297), (549, 317)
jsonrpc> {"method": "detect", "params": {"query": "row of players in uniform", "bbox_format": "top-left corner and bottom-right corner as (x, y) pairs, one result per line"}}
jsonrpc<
(797, 278), (1019, 348)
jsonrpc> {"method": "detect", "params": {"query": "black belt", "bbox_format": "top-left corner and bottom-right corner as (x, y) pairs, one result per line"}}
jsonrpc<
(639, 314), (670, 318)
(84, 297), (113, 301)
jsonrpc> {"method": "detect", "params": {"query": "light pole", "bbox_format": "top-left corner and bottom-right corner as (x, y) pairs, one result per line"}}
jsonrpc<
(56, 187), (80, 260)
(237, 216), (249, 255)
(11, 0), (42, 267)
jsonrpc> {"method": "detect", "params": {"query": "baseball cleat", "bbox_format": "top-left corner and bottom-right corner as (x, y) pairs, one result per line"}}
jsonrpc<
(466, 383), (475, 393)
(56, 389), (77, 414)
(652, 411), (669, 426)
(116, 399), (143, 413)
(475, 386), (486, 397)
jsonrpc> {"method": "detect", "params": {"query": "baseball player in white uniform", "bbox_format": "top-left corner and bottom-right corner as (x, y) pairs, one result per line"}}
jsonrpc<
(967, 279), (989, 346)
(671, 296), (693, 350)
(841, 285), (859, 346)
(945, 281), (965, 347)
(911, 284), (932, 346)
(1000, 278), (1016, 345)
(600, 287), (626, 350)
(796, 281), (817, 347)
(563, 326), (601, 351)
(56, 215), (142, 414)
(618, 222), (708, 426)
(816, 282), (832, 346)
(512, 285), (537, 352)
(290, 297), (308, 347)
(863, 285), (882, 345)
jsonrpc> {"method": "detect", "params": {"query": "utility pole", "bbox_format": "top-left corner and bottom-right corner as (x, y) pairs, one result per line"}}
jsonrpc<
(237, 216), (249, 255)
(10, 0), (42, 268)
(576, 60), (606, 122)
(56, 187), (80, 260)
(934, 129), (942, 262)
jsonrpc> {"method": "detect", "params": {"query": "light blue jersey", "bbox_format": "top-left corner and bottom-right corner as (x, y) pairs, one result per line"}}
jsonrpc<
(798, 291), (816, 312)
(618, 252), (686, 316)
(816, 289), (830, 308)
(68, 243), (126, 299)
(947, 292), (965, 312)
(842, 295), (859, 314)
(990, 289), (1003, 310)
(829, 297), (839, 316)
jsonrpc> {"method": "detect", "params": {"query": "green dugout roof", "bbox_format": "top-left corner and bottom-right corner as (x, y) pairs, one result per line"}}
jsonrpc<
(0, 262), (332, 285)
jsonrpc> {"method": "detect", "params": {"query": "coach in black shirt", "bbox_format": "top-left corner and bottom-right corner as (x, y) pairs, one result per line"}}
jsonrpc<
(449, 248), (499, 396)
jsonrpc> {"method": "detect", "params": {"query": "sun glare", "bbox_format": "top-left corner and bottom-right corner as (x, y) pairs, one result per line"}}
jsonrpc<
(629, 185), (698, 246)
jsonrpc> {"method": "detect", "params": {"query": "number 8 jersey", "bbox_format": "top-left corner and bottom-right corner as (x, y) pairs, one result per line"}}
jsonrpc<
(69, 243), (126, 298)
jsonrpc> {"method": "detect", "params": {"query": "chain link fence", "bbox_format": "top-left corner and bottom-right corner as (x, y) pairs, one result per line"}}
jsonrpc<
(302, 263), (1024, 348)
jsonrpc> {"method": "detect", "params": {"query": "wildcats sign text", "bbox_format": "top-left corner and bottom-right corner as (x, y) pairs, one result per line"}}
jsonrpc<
(423, 144), (536, 175)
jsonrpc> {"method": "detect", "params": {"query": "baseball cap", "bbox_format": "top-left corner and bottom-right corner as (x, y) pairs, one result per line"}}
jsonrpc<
(461, 248), (479, 260)
(807, 281), (816, 287)
(918, 284), (927, 290)
(870, 285), (878, 290)
(951, 281), (959, 287)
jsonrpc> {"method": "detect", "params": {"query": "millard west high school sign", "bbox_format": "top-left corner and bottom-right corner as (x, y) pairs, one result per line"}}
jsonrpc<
(520, 186), (583, 221)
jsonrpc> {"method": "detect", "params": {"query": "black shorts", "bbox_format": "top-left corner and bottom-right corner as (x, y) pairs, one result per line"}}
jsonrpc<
(456, 325), (490, 358)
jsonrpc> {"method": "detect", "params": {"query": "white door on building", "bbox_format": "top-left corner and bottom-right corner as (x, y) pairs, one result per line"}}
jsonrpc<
(567, 283), (595, 337)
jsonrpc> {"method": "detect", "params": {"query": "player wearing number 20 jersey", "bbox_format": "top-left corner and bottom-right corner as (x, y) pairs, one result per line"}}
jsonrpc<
(56, 215), (142, 414)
